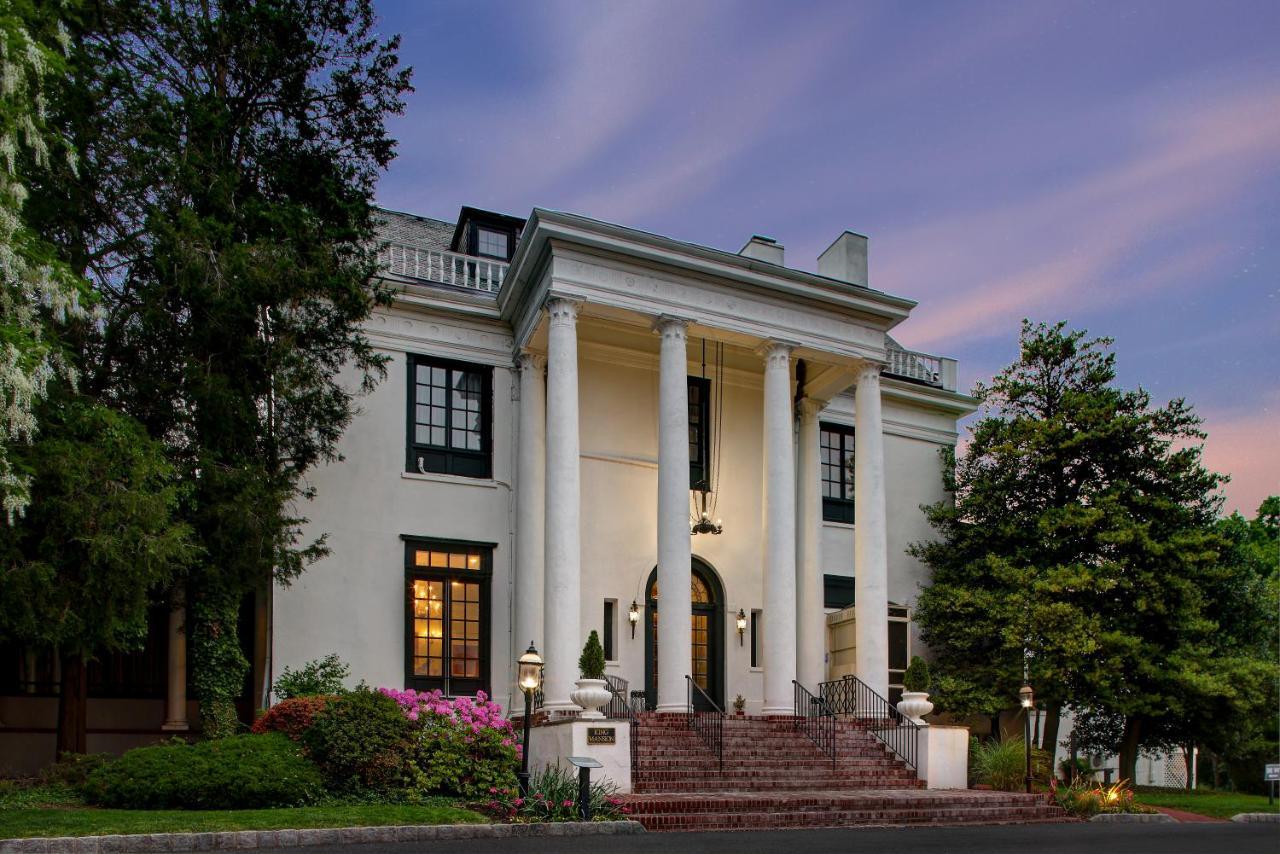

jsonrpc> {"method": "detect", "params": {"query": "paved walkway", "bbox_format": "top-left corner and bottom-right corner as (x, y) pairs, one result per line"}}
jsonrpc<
(1151, 806), (1227, 823)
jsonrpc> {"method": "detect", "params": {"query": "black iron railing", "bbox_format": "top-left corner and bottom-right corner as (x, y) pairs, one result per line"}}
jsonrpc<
(603, 675), (634, 721)
(686, 675), (724, 773)
(819, 674), (919, 770)
(793, 680), (837, 768)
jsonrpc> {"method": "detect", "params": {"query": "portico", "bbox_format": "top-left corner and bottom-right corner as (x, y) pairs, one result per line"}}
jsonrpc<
(503, 211), (906, 714)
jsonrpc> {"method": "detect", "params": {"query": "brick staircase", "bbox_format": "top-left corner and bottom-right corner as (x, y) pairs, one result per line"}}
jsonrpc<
(622, 713), (1069, 831)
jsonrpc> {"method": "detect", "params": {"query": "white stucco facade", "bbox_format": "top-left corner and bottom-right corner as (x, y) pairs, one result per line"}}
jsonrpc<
(272, 207), (978, 717)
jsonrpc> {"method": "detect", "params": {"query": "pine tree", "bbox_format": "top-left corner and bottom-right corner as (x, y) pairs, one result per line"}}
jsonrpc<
(912, 321), (1233, 780)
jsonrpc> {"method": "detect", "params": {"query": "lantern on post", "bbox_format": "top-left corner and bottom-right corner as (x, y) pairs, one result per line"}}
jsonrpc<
(516, 642), (544, 797)
(1019, 683), (1034, 794)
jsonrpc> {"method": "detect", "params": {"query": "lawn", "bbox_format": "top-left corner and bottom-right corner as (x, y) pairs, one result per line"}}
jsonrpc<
(1134, 787), (1280, 820)
(0, 800), (486, 840)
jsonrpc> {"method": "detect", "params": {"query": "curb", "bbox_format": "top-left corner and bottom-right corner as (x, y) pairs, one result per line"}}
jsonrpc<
(1089, 813), (1175, 823)
(1231, 813), (1280, 823)
(0, 820), (646, 852)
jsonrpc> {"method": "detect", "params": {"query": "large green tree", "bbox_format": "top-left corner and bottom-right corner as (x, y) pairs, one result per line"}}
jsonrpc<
(0, 394), (194, 755)
(41, 0), (411, 734)
(911, 320), (1235, 781)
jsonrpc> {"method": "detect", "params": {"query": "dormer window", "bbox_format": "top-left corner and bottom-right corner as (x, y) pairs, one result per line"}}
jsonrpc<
(475, 227), (509, 260)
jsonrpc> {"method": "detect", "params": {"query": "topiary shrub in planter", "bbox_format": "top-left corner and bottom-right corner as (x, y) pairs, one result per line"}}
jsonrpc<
(302, 685), (414, 794)
(251, 695), (333, 741)
(570, 631), (610, 719)
(902, 656), (931, 693)
(83, 734), (322, 809)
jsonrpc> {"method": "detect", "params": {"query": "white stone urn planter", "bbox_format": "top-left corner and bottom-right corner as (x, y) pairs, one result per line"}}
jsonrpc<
(570, 678), (611, 720)
(896, 691), (934, 726)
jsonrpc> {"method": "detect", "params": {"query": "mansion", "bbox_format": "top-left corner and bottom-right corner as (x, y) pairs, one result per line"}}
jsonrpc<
(0, 204), (978, 769)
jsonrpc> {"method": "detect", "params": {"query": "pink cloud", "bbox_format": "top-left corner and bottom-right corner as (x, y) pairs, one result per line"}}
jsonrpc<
(1197, 398), (1280, 517)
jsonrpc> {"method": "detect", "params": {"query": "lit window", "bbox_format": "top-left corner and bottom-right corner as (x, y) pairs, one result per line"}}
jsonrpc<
(406, 540), (490, 696)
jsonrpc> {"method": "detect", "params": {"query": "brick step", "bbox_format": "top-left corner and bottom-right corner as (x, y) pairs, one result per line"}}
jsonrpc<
(632, 781), (924, 794)
(632, 767), (918, 781)
(633, 757), (902, 769)
(630, 807), (1070, 832)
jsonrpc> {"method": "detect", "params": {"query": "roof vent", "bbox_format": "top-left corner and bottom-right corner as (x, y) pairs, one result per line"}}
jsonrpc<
(818, 231), (868, 287)
(739, 235), (784, 266)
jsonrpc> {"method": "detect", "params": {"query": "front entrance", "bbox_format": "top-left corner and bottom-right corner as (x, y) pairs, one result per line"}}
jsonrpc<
(644, 558), (724, 711)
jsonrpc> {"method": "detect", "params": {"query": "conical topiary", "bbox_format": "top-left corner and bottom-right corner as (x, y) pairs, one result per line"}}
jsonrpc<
(903, 655), (931, 693)
(578, 630), (606, 680)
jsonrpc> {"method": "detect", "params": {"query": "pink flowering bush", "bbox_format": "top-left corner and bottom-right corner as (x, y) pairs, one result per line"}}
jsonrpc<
(473, 764), (629, 823)
(379, 688), (519, 799)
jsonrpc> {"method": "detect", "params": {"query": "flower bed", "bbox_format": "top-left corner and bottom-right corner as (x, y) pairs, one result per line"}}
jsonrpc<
(471, 766), (629, 823)
(1048, 778), (1156, 818)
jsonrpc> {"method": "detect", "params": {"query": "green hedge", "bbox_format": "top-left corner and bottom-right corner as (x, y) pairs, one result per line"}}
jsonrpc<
(83, 734), (323, 809)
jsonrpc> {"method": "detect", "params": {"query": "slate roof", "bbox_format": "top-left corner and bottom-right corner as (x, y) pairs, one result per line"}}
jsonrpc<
(375, 208), (455, 253)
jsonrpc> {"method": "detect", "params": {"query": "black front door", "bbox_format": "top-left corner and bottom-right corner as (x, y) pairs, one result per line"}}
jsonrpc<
(644, 560), (724, 711)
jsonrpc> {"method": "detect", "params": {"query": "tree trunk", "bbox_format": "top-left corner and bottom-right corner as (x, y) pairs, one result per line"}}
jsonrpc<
(1184, 742), (1195, 792)
(1040, 703), (1061, 766)
(56, 651), (88, 758)
(1117, 716), (1142, 784)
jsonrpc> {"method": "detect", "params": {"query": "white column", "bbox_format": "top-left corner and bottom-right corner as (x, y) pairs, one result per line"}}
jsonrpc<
(760, 341), (797, 715)
(514, 353), (546, 677)
(853, 361), (890, 700)
(162, 590), (188, 730)
(654, 317), (692, 714)
(796, 397), (825, 691)
(543, 299), (582, 713)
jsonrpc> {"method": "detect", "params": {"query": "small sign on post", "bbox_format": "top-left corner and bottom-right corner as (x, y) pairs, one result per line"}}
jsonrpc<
(567, 756), (603, 821)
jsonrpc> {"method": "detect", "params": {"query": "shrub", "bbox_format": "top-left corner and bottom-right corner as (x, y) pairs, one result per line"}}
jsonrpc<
(969, 737), (1053, 791)
(474, 764), (628, 822)
(273, 654), (350, 700)
(382, 688), (520, 798)
(200, 699), (240, 739)
(42, 752), (115, 792)
(251, 695), (332, 741)
(83, 733), (322, 809)
(902, 656), (931, 693)
(1059, 756), (1093, 782)
(1049, 778), (1152, 817)
(302, 686), (413, 794)
(578, 631), (606, 680)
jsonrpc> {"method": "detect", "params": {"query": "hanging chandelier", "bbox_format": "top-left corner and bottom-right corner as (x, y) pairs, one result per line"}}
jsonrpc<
(690, 338), (725, 536)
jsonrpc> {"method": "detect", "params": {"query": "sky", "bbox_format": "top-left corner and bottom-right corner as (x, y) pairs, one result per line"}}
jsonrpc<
(371, 0), (1279, 516)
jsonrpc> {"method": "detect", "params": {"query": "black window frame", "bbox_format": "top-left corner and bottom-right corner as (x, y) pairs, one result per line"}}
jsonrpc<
(820, 422), (856, 523)
(688, 376), (711, 490)
(407, 354), (493, 479)
(602, 600), (616, 661)
(468, 222), (517, 261)
(749, 609), (762, 669)
(403, 537), (494, 697)
(823, 574), (856, 609)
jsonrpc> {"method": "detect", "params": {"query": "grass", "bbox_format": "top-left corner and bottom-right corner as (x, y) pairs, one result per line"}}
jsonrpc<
(0, 784), (486, 840)
(1134, 787), (1280, 820)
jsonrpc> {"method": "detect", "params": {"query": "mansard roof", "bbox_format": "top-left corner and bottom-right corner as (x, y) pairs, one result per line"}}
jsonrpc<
(375, 208), (455, 253)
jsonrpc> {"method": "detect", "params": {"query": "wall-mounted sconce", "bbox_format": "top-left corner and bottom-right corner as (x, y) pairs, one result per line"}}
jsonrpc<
(628, 600), (640, 639)
(736, 609), (747, 646)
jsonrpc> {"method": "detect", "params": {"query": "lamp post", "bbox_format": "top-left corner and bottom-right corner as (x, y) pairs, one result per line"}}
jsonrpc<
(517, 642), (543, 797)
(1019, 683), (1034, 794)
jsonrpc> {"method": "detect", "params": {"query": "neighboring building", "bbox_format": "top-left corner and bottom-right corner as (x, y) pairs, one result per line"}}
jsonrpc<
(1, 204), (979, 769)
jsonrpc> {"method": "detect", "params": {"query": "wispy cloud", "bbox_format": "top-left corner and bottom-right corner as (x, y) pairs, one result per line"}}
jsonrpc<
(1197, 392), (1280, 515)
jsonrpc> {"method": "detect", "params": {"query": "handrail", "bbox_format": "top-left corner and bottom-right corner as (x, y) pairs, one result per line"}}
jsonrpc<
(884, 340), (955, 391)
(686, 675), (724, 773)
(603, 674), (634, 721)
(819, 674), (919, 771)
(380, 242), (508, 294)
(793, 680), (837, 768)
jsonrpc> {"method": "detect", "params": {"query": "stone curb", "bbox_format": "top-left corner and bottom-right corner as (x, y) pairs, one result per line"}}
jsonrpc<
(1089, 813), (1175, 823)
(1231, 813), (1280, 823)
(0, 820), (645, 852)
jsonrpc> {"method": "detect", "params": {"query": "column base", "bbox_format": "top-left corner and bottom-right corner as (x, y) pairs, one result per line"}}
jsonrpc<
(654, 702), (691, 715)
(161, 721), (190, 732)
(540, 701), (583, 717)
(760, 704), (793, 717)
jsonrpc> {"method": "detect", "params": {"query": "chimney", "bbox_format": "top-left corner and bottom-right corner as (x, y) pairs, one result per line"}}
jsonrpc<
(818, 231), (868, 287)
(739, 235), (784, 266)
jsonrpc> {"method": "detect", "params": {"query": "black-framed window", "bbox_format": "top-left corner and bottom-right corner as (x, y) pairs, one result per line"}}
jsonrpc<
(820, 422), (856, 523)
(823, 574), (856, 609)
(688, 376), (711, 490)
(404, 538), (492, 697)
(475, 227), (509, 260)
(408, 354), (492, 478)
(750, 609), (762, 668)
(603, 600), (616, 660)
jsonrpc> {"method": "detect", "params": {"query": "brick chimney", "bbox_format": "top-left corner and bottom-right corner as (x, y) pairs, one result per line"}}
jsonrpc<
(739, 235), (784, 266)
(818, 231), (868, 287)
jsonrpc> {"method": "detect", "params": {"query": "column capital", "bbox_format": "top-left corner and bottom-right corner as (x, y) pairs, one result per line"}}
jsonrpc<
(855, 359), (885, 383)
(797, 397), (827, 421)
(545, 297), (581, 326)
(516, 351), (546, 373)
(651, 315), (690, 340)
(756, 339), (795, 367)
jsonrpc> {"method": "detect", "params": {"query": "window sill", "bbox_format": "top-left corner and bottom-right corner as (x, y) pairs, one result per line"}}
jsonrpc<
(822, 520), (856, 530)
(401, 471), (500, 489)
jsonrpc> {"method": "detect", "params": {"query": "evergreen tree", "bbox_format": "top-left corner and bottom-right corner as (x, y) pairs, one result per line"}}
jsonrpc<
(912, 320), (1232, 781)
(48, 0), (411, 733)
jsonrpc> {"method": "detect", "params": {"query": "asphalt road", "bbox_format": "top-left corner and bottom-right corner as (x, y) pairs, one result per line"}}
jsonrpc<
(304, 822), (1279, 854)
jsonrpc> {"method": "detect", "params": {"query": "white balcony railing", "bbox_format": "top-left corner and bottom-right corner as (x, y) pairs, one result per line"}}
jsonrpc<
(885, 340), (957, 391)
(380, 243), (508, 294)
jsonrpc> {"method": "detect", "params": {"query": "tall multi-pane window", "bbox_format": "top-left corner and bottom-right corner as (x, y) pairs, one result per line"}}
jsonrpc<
(688, 376), (711, 489)
(602, 600), (616, 661)
(820, 422), (856, 523)
(408, 355), (491, 478)
(405, 540), (490, 696)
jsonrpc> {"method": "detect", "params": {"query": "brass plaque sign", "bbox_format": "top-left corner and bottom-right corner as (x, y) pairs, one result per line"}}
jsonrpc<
(586, 727), (616, 745)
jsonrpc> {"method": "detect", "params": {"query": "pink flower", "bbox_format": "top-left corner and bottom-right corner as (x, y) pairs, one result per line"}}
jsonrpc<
(514, 798), (524, 806)
(562, 799), (573, 807)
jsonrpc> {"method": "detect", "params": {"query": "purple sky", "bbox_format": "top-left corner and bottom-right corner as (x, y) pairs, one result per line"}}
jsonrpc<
(372, 0), (1279, 516)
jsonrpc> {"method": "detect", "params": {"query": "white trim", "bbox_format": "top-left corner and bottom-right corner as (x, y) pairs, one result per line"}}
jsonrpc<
(823, 520), (857, 531)
(581, 451), (659, 471)
(400, 471), (501, 489)
(881, 417), (960, 445)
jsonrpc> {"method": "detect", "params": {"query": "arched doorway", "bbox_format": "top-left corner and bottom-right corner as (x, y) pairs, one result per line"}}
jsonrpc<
(644, 558), (725, 711)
